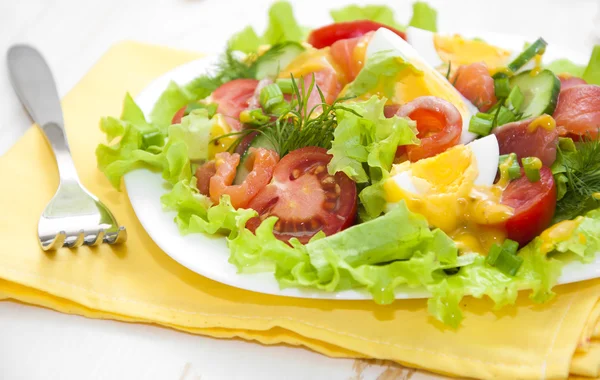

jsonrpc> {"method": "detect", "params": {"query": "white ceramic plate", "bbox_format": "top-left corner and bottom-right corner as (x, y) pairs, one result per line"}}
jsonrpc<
(125, 31), (600, 300)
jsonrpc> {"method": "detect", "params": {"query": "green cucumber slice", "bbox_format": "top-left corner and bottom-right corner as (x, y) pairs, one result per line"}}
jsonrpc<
(507, 38), (547, 73)
(255, 42), (305, 80)
(509, 69), (560, 119)
(233, 133), (277, 185)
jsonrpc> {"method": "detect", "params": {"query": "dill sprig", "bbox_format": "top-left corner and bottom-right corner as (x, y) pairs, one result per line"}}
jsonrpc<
(220, 75), (359, 158)
(554, 134), (600, 222)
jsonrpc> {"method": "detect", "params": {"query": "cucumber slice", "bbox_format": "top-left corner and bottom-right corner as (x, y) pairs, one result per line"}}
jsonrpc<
(233, 133), (277, 185)
(509, 69), (560, 118)
(254, 42), (305, 80)
(507, 38), (547, 73)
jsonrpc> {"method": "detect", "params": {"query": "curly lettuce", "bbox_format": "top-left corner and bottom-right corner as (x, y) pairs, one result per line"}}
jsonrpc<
(228, 1), (306, 53)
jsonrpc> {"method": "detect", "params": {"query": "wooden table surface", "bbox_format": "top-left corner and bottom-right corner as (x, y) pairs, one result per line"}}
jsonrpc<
(1, 0), (599, 379)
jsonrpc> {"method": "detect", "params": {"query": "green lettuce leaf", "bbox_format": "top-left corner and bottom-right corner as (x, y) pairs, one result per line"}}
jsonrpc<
(228, 26), (262, 54)
(408, 2), (438, 32)
(545, 59), (585, 78)
(228, 201), (458, 299)
(330, 5), (405, 31)
(427, 244), (562, 328)
(96, 86), (196, 188)
(345, 51), (421, 99)
(168, 109), (214, 161)
(583, 45), (600, 85)
(150, 82), (194, 132)
(328, 96), (418, 183)
(228, 1), (305, 53)
(545, 45), (600, 85)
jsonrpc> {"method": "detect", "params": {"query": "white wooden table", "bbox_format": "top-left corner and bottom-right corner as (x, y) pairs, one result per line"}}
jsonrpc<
(1, 1), (599, 379)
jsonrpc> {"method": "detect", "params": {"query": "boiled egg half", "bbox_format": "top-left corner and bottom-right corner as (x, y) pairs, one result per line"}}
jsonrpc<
(385, 135), (513, 254)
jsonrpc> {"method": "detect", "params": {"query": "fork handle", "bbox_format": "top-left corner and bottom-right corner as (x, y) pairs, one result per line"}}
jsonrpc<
(7, 45), (80, 184)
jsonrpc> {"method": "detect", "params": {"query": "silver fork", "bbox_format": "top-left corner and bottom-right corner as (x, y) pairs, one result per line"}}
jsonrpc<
(7, 45), (126, 251)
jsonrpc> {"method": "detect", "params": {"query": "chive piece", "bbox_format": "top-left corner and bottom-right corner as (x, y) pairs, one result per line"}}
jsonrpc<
(496, 106), (517, 126)
(276, 78), (295, 94)
(506, 86), (524, 112)
(507, 37), (548, 73)
(558, 137), (577, 152)
(486, 239), (524, 276)
(486, 243), (503, 266)
(522, 157), (542, 182)
(259, 83), (284, 112)
(499, 153), (521, 180)
(502, 239), (519, 255)
(494, 76), (511, 98)
(469, 113), (494, 136)
(494, 251), (524, 276)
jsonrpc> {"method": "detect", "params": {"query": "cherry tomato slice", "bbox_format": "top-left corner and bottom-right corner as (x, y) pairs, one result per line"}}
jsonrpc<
(209, 148), (280, 209)
(307, 20), (406, 49)
(246, 147), (357, 243)
(501, 167), (557, 245)
(212, 79), (259, 131)
(395, 96), (462, 162)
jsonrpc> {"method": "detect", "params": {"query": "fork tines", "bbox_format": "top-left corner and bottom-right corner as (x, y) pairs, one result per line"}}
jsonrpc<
(41, 227), (127, 251)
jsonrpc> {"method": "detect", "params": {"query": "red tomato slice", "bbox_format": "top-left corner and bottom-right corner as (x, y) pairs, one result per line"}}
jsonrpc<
(329, 33), (372, 82)
(394, 96), (462, 162)
(553, 84), (600, 139)
(307, 20), (406, 49)
(212, 79), (259, 131)
(246, 147), (357, 243)
(172, 106), (186, 125)
(451, 63), (497, 112)
(209, 148), (280, 209)
(501, 167), (557, 245)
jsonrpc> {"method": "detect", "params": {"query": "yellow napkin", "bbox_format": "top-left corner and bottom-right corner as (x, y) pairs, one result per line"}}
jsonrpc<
(1, 41), (600, 380)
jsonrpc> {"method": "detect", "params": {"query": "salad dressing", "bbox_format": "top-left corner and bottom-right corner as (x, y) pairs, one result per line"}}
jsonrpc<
(528, 114), (556, 132)
(385, 145), (513, 254)
(539, 217), (582, 254)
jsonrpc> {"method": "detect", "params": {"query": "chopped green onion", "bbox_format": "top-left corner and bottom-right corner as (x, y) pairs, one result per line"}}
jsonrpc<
(276, 78), (295, 94)
(469, 113), (494, 136)
(486, 243), (503, 265)
(494, 76), (511, 98)
(558, 137), (577, 152)
(507, 37), (548, 73)
(502, 239), (519, 255)
(506, 86), (524, 113)
(142, 130), (165, 149)
(494, 250), (524, 276)
(522, 156), (542, 182)
(486, 239), (523, 276)
(239, 109), (270, 125)
(259, 83), (284, 112)
(496, 106), (518, 126)
(499, 153), (521, 180)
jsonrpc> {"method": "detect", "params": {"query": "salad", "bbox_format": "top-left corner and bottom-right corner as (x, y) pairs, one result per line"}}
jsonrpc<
(97, 1), (600, 327)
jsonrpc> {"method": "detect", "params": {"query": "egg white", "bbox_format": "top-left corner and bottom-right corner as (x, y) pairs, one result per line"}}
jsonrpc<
(366, 28), (478, 144)
(391, 134), (499, 195)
